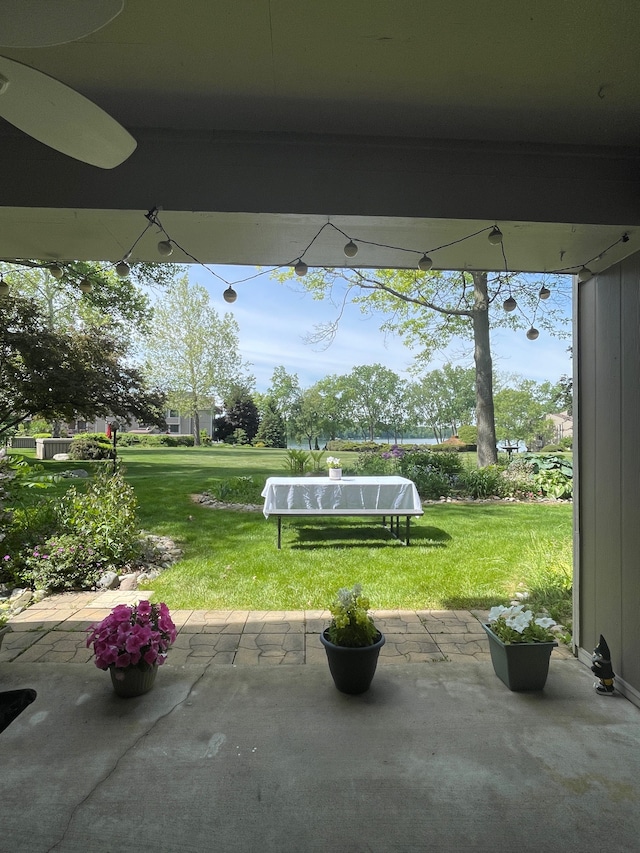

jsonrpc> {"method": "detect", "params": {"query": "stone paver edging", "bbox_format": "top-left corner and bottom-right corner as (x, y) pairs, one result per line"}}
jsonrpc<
(1, 590), (575, 667)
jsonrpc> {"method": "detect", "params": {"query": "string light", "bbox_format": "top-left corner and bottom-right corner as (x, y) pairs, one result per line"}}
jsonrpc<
(79, 278), (93, 293)
(115, 260), (130, 278)
(49, 264), (64, 279)
(578, 266), (592, 282)
(113, 211), (631, 331)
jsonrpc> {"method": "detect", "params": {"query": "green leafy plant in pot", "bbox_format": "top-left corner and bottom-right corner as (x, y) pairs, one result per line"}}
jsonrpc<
(320, 584), (385, 694)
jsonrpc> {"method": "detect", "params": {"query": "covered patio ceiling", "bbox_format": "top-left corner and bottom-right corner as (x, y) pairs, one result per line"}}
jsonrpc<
(1, 0), (639, 274)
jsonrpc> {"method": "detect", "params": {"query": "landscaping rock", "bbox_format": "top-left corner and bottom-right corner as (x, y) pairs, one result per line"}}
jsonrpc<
(97, 571), (119, 590)
(60, 469), (89, 478)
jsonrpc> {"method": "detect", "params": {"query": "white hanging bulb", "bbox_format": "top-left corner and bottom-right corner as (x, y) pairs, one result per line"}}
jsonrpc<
(49, 264), (64, 280)
(294, 259), (308, 276)
(223, 286), (237, 304)
(488, 226), (503, 245)
(0, 276), (9, 296)
(79, 278), (93, 293)
(344, 240), (358, 258)
(526, 327), (540, 341)
(539, 286), (551, 300)
(503, 296), (517, 312)
(115, 260), (130, 278)
(418, 254), (433, 271)
(157, 239), (173, 257)
(578, 266), (592, 282)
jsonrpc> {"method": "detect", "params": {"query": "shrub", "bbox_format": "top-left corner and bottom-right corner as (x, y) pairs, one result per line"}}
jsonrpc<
(353, 452), (396, 476)
(24, 533), (109, 591)
(456, 465), (506, 499)
(326, 440), (382, 453)
(540, 443), (563, 452)
(457, 425), (478, 445)
(54, 468), (143, 570)
(396, 448), (463, 499)
(210, 476), (263, 504)
(68, 436), (111, 460)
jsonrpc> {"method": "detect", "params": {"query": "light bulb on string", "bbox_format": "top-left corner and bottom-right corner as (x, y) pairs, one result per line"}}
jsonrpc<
(488, 226), (503, 245)
(294, 259), (308, 276)
(116, 260), (130, 278)
(418, 254), (433, 271)
(503, 296), (517, 312)
(49, 264), (64, 280)
(223, 286), (237, 304)
(344, 240), (358, 258)
(79, 278), (93, 293)
(157, 239), (173, 257)
(539, 286), (551, 300)
(578, 266), (592, 282)
(526, 327), (540, 341)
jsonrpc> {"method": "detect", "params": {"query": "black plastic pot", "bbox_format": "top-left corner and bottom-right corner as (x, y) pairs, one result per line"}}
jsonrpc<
(320, 629), (385, 694)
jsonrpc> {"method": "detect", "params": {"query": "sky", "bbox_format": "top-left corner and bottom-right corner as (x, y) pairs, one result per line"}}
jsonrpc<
(187, 264), (573, 393)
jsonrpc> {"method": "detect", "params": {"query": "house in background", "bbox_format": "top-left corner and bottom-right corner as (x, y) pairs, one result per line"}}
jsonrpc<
(70, 410), (215, 438)
(546, 411), (573, 444)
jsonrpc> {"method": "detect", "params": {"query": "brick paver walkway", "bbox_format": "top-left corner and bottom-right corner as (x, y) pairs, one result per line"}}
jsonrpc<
(1, 590), (574, 667)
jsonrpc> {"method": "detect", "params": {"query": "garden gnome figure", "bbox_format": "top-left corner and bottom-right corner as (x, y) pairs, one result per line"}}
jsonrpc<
(591, 635), (615, 695)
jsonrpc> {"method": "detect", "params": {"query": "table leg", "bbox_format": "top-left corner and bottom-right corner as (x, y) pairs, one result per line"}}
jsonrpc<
(277, 516), (282, 549)
(406, 515), (410, 545)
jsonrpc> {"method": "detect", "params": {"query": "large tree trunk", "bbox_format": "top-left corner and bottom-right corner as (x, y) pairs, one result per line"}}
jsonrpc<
(193, 408), (201, 446)
(471, 272), (498, 466)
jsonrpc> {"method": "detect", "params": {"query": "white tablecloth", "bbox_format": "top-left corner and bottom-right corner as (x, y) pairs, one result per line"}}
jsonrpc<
(261, 475), (423, 517)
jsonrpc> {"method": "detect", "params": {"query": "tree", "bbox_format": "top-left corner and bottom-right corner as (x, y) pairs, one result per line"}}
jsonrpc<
(408, 364), (476, 441)
(223, 384), (260, 441)
(255, 398), (287, 447)
(0, 296), (166, 438)
(266, 366), (301, 445)
(277, 266), (570, 466)
(144, 275), (251, 445)
(342, 364), (401, 441)
(493, 377), (562, 447)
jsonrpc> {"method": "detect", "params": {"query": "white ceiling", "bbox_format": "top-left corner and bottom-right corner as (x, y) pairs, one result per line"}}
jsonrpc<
(1, 0), (639, 272)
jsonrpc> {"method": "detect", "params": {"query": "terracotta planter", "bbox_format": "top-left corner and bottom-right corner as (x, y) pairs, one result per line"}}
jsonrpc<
(482, 623), (557, 691)
(320, 629), (385, 694)
(109, 664), (158, 697)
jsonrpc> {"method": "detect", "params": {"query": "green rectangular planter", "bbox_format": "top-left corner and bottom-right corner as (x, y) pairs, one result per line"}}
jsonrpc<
(482, 623), (557, 691)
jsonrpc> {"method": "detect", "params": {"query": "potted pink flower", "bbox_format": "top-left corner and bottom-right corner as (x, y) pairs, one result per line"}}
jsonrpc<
(86, 600), (177, 697)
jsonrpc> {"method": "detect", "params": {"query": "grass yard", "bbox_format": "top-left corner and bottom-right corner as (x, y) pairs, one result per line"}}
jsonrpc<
(25, 445), (572, 614)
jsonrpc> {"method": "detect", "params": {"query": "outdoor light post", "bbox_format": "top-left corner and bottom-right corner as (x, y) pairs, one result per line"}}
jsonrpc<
(109, 420), (120, 473)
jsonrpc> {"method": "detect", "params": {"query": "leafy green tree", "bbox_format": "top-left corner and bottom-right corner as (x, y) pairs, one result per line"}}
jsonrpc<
(0, 296), (166, 438)
(144, 275), (251, 445)
(255, 398), (287, 447)
(266, 366), (302, 444)
(277, 266), (570, 466)
(342, 364), (401, 441)
(493, 377), (561, 447)
(223, 384), (260, 441)
(408, 364), (475, 441)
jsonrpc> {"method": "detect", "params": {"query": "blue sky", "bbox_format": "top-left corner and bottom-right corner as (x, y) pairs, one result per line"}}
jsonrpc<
(188, 265), (573, 393)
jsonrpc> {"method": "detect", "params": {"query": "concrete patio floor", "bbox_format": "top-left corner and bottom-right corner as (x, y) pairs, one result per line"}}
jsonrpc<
(2, 592), (639, 852)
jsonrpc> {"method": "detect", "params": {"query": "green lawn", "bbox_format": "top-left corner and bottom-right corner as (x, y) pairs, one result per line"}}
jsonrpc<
(20, 446), (573, 613)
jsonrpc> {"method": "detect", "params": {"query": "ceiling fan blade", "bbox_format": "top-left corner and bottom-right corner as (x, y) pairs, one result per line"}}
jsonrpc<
(0, 54), (136, 168)
(0, 0), (124, 48)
